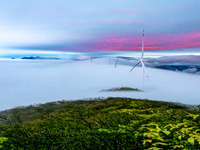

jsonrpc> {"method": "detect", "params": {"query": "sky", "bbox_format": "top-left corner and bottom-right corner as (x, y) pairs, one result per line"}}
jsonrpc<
(0, 0), (200, 55)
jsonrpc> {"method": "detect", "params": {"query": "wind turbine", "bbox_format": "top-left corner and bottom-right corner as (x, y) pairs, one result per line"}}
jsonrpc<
(91, 57), (93, 63)
(130, 29), (149, 81)
(114, 56), (134, 67)
(114, 56), (120, 67)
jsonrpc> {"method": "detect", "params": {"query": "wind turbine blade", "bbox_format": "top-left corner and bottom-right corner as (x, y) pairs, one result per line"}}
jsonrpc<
(141, 61), (145, 79)
(141, 61), (149, 80)
(141, 61), (146, 71)
(141, 29), (144, 59)
(114, 57), (119, 67)
(130, 61), (141, 72)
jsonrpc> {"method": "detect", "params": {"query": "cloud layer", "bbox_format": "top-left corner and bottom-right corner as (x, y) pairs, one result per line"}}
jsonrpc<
(148, 55), (200, 65)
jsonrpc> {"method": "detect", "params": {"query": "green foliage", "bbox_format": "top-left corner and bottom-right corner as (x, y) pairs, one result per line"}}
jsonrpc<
(138, 113), (200, 149)
(0, 137), (7, 148)
(0, 97), (199, 149)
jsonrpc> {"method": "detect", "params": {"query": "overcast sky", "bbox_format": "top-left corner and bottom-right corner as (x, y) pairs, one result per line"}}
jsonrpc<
(0, 0), (200, 53)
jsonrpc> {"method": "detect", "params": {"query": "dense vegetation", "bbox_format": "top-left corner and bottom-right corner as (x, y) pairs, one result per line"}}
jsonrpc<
(0, 97), (200, 149)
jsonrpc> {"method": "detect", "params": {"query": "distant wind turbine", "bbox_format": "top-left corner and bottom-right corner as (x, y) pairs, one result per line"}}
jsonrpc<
(130, 29), (149, 81)
(114, 56), (135, 67)
(114, 56), (120, 67)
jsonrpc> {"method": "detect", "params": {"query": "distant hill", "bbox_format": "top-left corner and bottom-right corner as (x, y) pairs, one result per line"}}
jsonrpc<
(21, 56), (59, 60)
(155, 65), (200, 74)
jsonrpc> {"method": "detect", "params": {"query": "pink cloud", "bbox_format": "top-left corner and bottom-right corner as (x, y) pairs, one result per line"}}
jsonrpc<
(81, 30), (200, 51)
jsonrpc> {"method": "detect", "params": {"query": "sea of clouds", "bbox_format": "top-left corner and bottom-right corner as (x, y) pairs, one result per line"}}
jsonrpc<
(0, 58), (200, 110)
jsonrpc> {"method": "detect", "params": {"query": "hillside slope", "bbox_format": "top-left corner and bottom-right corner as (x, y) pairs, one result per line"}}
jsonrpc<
(0, 97), (200, 149)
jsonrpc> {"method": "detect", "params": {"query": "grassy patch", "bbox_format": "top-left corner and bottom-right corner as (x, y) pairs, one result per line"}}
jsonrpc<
(101, 87), (142, 92)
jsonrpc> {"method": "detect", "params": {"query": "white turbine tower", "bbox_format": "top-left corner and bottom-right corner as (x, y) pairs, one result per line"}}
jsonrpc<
(130, 29), (149, 82)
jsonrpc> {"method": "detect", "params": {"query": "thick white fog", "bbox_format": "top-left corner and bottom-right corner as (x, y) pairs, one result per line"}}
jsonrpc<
(0, 59), (200, 110)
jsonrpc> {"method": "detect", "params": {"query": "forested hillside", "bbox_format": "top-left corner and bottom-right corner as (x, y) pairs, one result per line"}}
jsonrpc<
(0, 97), (200, 149)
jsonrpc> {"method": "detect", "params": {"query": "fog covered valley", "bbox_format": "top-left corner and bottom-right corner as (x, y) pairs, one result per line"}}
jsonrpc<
(0, 58), (200, 110)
